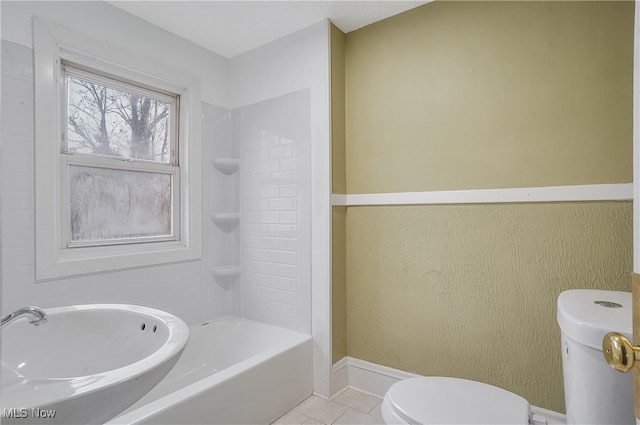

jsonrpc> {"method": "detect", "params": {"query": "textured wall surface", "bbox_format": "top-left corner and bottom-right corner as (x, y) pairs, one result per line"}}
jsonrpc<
(346, 202), (633, 413)
(345, 1), (634, 193)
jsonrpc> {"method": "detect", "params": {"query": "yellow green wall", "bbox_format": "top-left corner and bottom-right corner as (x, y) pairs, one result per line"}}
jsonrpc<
(345, 1), (633, 193)
(335, 0), (635, 413)
(346, 202), (632, 412)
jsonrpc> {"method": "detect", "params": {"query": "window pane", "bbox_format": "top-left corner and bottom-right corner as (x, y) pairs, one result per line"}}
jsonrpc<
(66, 74), (172, 163)
(70, 166), (172, 242)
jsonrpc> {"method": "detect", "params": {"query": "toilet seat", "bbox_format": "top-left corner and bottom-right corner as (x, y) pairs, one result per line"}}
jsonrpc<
(381, 377), (530, 425)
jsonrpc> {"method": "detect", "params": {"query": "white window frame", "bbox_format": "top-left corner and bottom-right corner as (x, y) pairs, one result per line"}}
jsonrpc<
(34, 17), (202, 280)
(61, 63), (180, 247)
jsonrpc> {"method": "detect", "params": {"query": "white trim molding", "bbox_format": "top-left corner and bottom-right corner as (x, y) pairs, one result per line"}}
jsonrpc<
(332, 183), (632, 207)
(337, 357), (419, 399)
(330, 356), (349, 398)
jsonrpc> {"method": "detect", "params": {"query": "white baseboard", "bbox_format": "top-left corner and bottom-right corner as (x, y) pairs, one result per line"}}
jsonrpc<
(330, 356), (349, 398)
(346, 357), (419, 398)
(530, 406), (567, 425)
(332, 356), (566, 424)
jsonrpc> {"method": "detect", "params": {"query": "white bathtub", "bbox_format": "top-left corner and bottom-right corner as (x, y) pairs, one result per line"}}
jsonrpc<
(107, 316), (313, 425)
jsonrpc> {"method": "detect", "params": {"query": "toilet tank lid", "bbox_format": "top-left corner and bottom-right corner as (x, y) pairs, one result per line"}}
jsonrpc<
(557, 289), (632, 349)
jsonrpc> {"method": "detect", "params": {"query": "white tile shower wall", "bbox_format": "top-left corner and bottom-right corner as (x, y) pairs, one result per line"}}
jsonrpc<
(230, 21), (331, 395)
(1, 39), (217, 325)
(238, 90), (311, 333)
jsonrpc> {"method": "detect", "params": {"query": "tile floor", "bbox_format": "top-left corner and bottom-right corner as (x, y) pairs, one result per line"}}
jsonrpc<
(272, 389), (384, 425)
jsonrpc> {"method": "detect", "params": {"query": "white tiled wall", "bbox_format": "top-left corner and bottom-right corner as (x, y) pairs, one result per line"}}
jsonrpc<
(2, 40), (34, 312)
(0, 40), (221, 325)
(237, 90), (311, 334)
(3, 6), (325, 355)
(3, 38), (315, 334)
(230, 21), (331, 394)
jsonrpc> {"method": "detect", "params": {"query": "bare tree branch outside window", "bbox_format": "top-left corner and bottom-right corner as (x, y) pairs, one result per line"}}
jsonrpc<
(66, 72), (176, 243)
(67, 76), (171, 163)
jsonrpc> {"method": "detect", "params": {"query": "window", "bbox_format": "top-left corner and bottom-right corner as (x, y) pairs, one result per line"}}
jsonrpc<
(62, 64), (179, 247)
(34, 18), (202, 280)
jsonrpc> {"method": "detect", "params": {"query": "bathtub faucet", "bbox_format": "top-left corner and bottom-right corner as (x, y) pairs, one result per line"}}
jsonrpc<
(1, 306), (48, 328)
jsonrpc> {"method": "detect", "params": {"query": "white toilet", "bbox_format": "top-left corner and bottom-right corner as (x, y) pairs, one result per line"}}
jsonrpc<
(381, 376), (530, 425)
(381, 289), (633, 425)
(557, 289), (634, 424)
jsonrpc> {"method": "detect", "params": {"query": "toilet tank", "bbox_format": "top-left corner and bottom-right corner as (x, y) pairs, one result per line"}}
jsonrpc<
(557, 289), (633, 425)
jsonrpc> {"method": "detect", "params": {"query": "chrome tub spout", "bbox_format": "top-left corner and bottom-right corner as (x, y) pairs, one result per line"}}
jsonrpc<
(1, 306), (48, 328)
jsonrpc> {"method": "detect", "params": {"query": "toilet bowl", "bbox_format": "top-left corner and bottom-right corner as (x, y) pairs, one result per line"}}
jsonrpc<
(381, 376), (530, 425)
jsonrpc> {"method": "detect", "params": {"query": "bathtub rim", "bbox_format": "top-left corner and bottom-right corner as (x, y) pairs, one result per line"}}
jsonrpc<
(107, 315), (312, 425)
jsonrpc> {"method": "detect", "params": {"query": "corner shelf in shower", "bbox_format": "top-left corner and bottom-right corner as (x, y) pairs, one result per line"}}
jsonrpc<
(211, 212), (240, 224)
(211, 213), (240, 231)
(211, 265), (241, 278)
(211, 158), (239, 175)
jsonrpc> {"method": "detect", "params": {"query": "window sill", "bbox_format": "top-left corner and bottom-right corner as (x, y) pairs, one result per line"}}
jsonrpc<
(36, 242), (200, 281)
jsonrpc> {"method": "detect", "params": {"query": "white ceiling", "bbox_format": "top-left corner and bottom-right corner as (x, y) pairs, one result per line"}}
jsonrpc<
(108, 1), (429, 59)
